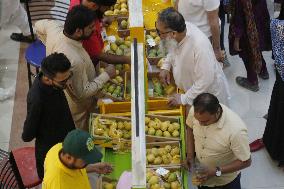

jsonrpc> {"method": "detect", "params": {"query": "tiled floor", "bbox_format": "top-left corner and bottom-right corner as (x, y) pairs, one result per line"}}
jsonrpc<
(0, 0), (283, 188)
(0, 25), (20, 151)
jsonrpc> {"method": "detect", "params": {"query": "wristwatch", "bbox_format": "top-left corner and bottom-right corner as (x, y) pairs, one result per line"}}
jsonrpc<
(215, 167), (222, 177)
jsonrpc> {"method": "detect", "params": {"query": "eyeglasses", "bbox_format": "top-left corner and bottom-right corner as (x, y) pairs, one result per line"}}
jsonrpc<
(155, 22), (174, 36)
(52, 71), (73, 86)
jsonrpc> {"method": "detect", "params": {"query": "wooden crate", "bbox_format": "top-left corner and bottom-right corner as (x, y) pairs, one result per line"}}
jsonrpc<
(117, 17), (130, 38)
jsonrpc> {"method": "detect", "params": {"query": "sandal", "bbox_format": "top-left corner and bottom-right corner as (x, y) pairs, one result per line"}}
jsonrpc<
(259, 71), (269, 80)
(236, 76), (259, 92)
(10, 33), (35, 43)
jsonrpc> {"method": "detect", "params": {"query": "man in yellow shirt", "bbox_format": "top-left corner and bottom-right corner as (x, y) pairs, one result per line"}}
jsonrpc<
(185, 93), (251, 189)
(42, 129), (113, 189)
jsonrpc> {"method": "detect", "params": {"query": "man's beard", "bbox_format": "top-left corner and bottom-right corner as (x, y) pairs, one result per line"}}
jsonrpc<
(159, 37), (178, 55)
(78, 31), (93, 40)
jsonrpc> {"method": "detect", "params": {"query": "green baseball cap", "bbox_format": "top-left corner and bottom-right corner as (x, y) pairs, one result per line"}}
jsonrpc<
(63, 129), (103, 164)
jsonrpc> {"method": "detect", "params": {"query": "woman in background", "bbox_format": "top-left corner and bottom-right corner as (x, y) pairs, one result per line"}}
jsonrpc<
(250, 2), (284, 170)
(229, 0), (271, 92)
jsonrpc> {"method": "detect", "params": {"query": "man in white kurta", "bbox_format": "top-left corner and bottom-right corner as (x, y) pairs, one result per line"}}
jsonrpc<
(158, 8), (229, 107)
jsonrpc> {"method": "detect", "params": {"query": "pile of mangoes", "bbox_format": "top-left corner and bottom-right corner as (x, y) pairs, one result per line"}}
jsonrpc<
(101, 82), (124, 99)
(152, 77), (176, 97)
(145, 117), (180, 138)
(146, 169), (182, 189)
(92, 116), (131, 140)
(106, 36), (131, 57)
(146, 31), (161, 46)
(146, 145), (181, 166)
(104, 0), (128, 16)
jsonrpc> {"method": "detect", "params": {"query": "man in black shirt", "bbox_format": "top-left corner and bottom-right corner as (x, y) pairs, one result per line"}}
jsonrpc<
(22, 53), (75, 179)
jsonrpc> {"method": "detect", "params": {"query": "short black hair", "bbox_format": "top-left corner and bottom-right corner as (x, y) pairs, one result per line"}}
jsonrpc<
(41, 53), (71, 78)
(158, 7), (186, 33)
(89, 0), (116, 6)
(193, 93), (220, 114)
(64, 5), (96, 35)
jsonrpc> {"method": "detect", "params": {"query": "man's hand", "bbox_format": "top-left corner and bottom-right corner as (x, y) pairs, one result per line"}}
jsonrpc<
(159, 69), (171, 85)
(168, 94), (182, 107)
(196, 166), (216, 183)
(234, 38), (242, 52)
(102, 17), (114, 27)
(104, 64), (116, 78)
(214, 49), (224, 62)
(93, 162), (113, 174)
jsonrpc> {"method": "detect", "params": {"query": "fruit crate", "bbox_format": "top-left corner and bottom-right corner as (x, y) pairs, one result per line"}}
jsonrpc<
(124, 72), (177, 101)
(146, 46), (164, 65)
(99, 100), (182, 116)
(146, 141), (181, 168)
(117, 17), (130, 38)
(145, 114), (182, 142)
(147, 166), (187, 189)
(89, 113), (131, 146)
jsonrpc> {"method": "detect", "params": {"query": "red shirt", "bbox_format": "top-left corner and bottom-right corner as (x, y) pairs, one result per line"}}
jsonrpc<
(69, 0), (104, 59)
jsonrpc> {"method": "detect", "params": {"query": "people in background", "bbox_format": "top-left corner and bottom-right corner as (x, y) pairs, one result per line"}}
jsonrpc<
(35, 5), (116, 131)
(69, 0), (130, 65)
(0, 0), (33, 43)
(175, 0), (224, 63)
(250, 3), (284, 170)
(22, 53), (75, 179)
(157, 8), (230, 109)
(42, 129), (113, 189)
(229, 0), (271, 92)
(186, 93), (251, 189)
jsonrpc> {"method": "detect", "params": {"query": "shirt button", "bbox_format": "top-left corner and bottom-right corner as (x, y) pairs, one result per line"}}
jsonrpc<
(202, 146), (205, 149)
(204, 136), (207, 139)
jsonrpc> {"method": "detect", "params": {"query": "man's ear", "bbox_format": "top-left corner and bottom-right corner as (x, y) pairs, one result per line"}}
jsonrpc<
(74, 28), (83, 37)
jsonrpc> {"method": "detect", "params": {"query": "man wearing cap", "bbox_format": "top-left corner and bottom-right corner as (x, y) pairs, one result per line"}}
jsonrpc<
(69, 0), (131, 65)
(42, 129), (113, 189)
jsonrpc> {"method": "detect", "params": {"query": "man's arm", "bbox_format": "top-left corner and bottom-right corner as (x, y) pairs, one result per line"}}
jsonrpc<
(86, 162), (113, 174)
(22, 95), (42, 142)
(70, 63), (111, 100)
(207, 9), (223, 62)
(97, 53), (131, 64)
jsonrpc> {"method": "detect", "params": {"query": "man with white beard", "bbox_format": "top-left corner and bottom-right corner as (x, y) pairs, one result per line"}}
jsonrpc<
(158, 7), (230, 109)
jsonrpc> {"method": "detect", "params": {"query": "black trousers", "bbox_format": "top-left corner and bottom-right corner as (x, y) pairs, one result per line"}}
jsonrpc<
(198, 174), (241, 189)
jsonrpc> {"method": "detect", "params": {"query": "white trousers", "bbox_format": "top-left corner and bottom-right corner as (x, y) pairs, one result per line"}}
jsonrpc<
(0, 0), (30, 35)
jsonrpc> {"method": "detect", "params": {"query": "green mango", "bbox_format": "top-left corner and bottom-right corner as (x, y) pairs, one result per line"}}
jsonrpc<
(116, 48), (124, 56)
(116, 37), (124, 46)
(148, 53), (156, 58)
(119, 44), (128, 50)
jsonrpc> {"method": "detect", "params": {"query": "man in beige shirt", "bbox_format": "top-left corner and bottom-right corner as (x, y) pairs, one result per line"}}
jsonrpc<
(186, 93), (251, 188)
(158, 8), (229, 108)
(35, 5), (116, 130)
